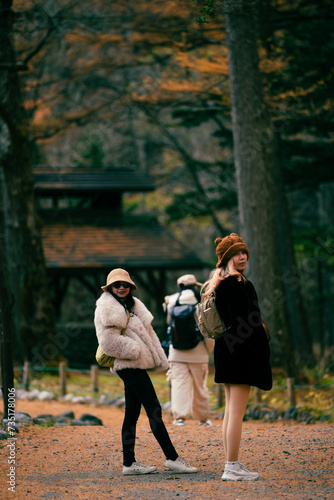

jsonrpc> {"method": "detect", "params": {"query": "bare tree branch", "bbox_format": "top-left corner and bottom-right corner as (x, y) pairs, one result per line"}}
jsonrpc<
(137, 101), (227, 234)
(22, 25), (54, 67)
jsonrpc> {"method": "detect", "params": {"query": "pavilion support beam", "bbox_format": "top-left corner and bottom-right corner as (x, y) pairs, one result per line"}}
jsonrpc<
(76, 275), (98, 297)
(134, 269), (167, 325)
(53, 276), (70, 318)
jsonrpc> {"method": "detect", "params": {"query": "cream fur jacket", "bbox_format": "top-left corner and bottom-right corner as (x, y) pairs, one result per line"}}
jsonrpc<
(94, 292), (168, 374)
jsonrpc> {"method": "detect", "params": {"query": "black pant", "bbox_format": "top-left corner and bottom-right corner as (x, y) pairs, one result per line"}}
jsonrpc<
(117, 368), (178, 466)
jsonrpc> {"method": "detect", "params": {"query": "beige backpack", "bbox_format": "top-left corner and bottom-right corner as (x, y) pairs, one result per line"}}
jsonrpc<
(195, 290), (228, 339)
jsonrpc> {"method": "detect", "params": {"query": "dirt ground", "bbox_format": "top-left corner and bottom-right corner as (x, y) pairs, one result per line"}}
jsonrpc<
(0, 399), (333, 500)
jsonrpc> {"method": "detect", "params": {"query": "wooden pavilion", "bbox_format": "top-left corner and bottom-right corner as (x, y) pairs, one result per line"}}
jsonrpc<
(33, 167), (204, 366)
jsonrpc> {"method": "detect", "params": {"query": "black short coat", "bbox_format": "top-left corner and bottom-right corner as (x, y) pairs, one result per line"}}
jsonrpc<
(214, 276), (272, 391)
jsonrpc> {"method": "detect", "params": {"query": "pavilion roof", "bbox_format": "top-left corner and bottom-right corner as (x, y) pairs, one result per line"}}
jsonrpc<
(42, 214), (204, 271)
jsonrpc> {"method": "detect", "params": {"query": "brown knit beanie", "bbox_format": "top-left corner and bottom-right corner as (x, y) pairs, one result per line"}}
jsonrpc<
(215, 233), (249, 268)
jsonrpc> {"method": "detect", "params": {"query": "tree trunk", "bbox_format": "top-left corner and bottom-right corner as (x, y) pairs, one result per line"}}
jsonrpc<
(317, 182), (334, 370)
(0, 273), (14, 420)
(224, 0), (296, 375)
(272, 135), (313, 362)
(0, 0), (57, 363)
(0, 182), (14, 418)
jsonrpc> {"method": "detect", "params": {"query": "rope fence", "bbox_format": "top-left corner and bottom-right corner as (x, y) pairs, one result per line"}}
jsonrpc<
(13, 362), (334, 411)
(14, 362), (169, 402)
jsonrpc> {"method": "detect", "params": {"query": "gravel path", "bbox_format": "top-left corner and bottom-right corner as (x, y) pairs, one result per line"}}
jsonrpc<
(0, 400), (333, 499)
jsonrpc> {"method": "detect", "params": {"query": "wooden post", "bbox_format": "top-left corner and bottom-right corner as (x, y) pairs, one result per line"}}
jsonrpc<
(59, 361), (66, 397)
(216, 384), (224, 407)
(287, 377), (296, 407)
(91, 365), (98, 393)
(253, 386), (262, 404)
(23, 361), (30, 390)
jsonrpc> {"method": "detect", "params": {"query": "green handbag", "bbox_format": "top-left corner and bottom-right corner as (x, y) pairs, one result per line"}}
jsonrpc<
(96, 311), (130, 368)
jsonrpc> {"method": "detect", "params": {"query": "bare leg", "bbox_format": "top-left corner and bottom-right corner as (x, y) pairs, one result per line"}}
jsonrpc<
(225, 384), (250, 462)
(222, 384), (230, 457)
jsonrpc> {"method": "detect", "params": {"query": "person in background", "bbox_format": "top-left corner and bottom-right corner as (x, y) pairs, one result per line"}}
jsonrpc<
(202, 234), (272, 481)
(95, 268), (198, 475)
(164, 274), (214, 427)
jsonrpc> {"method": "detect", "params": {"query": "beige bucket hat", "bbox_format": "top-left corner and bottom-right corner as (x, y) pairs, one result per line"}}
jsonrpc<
(101, 268), (137, 292)
(177, 274), (202, 287)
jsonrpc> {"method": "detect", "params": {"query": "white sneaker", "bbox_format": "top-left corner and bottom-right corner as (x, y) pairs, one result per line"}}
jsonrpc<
(199, 419), (212, 426)
(173, 419), (185, 426)
(222, 462), (259, 481)
(123, 461), (158, 475)
(164, 456), (198, 473)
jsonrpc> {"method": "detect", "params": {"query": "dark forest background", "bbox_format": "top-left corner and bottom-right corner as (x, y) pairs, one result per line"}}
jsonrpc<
(0, 0), (333, 377)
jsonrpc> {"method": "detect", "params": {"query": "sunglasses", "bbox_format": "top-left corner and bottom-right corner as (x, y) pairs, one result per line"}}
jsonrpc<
(112, 281), (131, 289)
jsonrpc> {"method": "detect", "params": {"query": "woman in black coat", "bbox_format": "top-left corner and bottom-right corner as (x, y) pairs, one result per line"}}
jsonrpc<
(203, 233), (272, 482)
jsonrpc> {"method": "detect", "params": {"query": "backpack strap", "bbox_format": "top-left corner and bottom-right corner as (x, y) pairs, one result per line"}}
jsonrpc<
(174, 290), (183, 308)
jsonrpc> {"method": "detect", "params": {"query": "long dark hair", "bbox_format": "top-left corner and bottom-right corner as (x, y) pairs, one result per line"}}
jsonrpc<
(108, 287), (135, 311)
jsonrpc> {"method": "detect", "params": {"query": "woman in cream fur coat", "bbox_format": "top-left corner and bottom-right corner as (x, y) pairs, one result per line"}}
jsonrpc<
(95, 268), (198, 476)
